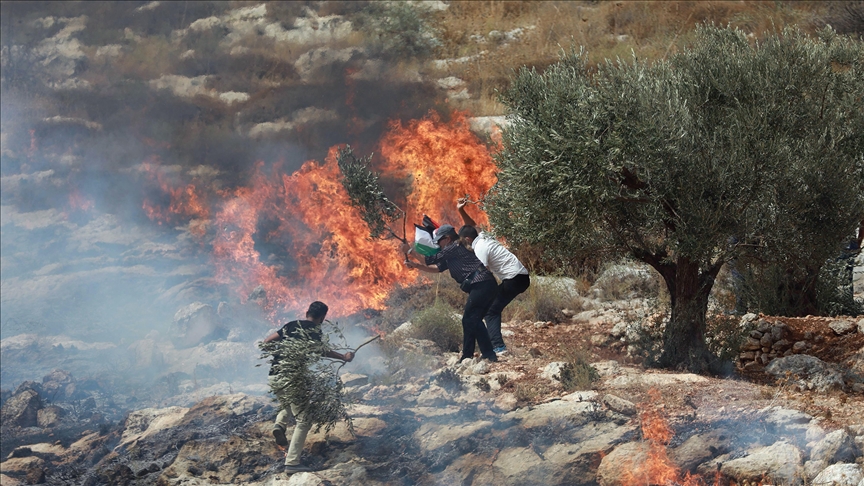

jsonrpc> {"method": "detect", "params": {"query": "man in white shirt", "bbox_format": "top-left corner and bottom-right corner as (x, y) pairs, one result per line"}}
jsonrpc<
(457, 199), (530, 354)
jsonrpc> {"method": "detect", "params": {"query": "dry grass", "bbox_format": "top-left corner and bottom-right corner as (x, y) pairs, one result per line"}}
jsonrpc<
(433, 1), (833, 114)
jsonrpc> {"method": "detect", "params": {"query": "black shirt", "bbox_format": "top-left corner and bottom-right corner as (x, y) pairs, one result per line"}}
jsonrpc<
(425, 242), (496, 285)
(269, 319), (323, 375)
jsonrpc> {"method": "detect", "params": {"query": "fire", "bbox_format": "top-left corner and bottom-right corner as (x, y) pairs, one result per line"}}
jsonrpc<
(621, 388), (704, 486)
(140, 156), (210, 236)
(144, 111), (498, 319)
(378, 111), (497, 226)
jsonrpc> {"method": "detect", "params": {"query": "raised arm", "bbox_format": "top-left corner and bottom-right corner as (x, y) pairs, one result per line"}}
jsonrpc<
(457, 198), (477, 228)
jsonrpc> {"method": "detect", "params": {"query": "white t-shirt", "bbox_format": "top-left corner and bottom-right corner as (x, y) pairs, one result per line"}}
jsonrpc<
(472, 231), (528, 281)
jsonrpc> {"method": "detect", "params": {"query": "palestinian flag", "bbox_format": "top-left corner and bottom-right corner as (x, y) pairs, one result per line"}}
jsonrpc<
(413, 215), (440, 256)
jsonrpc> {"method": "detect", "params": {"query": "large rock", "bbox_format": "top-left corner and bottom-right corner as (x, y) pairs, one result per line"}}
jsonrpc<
(829, 319), (857, 335)
(810, 430), (860, 465)
(669, 428), (733, 473)
(489, 421), (634, 486)
(698, 440), (803, 484)
(811, 463), (863, 486)
(0, 389), (41, 428)
(596, 441), (651, 486)
(765, 355), (845, 392)
(171, 302), (226, 348)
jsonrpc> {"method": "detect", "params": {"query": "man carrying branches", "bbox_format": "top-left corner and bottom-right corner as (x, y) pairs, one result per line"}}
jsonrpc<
(262, 301), (354, 473)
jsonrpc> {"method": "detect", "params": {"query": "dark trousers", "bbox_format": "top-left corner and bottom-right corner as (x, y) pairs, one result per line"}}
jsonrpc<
(461, 279), (499, 360)
(484, 273), (530, 349)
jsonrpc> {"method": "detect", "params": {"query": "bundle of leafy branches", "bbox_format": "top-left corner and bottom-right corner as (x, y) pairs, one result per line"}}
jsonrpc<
(259, 328), (354, 436)
(337, 145), (405, 242)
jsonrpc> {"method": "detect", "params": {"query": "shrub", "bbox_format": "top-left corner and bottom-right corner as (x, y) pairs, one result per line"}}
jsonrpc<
(705, 312), (753, 368)
(410, 300), (462, 353)
(504, 276), (584, 323)
(355, 2), (441, 60)
(555, 350), (600, 391)
(377, 277), (465, 334)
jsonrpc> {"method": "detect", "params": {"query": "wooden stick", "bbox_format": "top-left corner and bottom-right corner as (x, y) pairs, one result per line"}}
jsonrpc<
(353, 334), (381, 353)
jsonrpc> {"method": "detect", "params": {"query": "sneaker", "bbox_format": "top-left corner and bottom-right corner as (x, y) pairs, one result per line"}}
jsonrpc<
(493, 346), (507, 355)
(482, 354), (498, 362)
(272, 426), (288, 447)
(284, 463), (314, 473)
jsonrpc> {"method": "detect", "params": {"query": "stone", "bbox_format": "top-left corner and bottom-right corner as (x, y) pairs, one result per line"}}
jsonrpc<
(340, 373), (368, 387)
(771, 323), (789, 341)
(761, 335), (774, 347)
(493, 421), (635, 486)
(36, 405), (66, 428)
(760, 406), (814, 432)
(829, 320), (857, 335)
(669, 429), (733, 473)
(811, 430), (860, 464)
(811, 463), (863, 486)
(793, 341), (808, 353)
(858, 318), (864, 334)
(772, 339), (791, 350)
(413, 420), (494, 452)
(765, 355), (845, 393)
(540, 362), (566, 382)
(171, 302), (226, 348)
(602, 394), (637, 416)
(0, 389), (41, 428)
(597, 441), (651, 485)
(698, 440), (803, 484)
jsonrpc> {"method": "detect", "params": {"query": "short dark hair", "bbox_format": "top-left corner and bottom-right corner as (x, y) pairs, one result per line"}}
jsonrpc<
(306, 301), (328, 320)
(458, 225), (478, 239)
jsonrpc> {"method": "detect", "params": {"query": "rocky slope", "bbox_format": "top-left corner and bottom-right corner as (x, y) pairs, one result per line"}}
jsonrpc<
(3, 295), (863, 485)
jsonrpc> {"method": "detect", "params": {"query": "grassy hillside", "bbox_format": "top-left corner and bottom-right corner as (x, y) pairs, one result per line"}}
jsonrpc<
(433, 1), (862, 114)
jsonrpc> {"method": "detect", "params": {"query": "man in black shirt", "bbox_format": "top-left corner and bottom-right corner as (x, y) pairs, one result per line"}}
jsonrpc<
(402, 224), (499, 362)
(263, 301), (353, 472)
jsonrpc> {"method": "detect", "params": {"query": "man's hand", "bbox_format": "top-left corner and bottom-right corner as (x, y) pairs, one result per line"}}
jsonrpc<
(399, 242), (411, 254)
(457, 196), (469, 210)
(343, 352), (355, 362)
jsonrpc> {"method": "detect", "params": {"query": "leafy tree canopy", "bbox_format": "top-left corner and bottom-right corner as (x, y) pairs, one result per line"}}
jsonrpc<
(487, 25), (864, 371)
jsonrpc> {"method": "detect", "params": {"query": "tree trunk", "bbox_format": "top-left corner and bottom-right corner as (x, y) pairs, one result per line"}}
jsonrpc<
(657, 257), (716, 372)
(784, 266), (819, 316)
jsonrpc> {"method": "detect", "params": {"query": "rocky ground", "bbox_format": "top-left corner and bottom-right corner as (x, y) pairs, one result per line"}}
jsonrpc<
(2, 293), (863, 486)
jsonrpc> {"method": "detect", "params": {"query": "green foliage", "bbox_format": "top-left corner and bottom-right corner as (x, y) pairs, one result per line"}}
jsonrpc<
(258, 325), (353, 435)
(705, 312), (753, 367)
(816, 256), (863, 316)
(488, 25), (864, 369)
(410, 300), (462, 353)
(737, 254), (863, 317)
(337, 145), (405, 241)
(355, 1), (441, 60)
(555, 350), (599, 391)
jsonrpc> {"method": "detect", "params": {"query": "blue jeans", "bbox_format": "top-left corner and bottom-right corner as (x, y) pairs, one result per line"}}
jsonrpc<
(461, 279), (499, 360)
(484, 273), (530, 349)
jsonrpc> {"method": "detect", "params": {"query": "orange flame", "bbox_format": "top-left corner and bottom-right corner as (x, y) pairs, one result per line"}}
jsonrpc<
(621, 389), (704, 486)
(144, 111), (498, 319)
(141, 157), (210, 234)
(378, 111), (497, 226)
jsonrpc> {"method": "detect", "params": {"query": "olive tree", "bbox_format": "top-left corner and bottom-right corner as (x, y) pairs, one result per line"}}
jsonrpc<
(487, 26), (864, 372)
